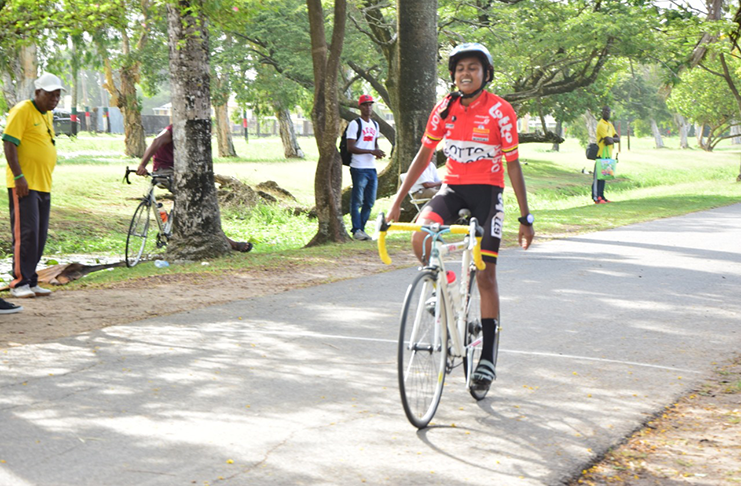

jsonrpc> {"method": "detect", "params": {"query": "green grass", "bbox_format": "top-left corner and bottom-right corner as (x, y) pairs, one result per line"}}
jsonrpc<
(1, 133), (740, 286)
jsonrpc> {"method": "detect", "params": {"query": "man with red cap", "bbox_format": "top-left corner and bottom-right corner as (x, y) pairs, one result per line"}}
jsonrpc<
(3, 72), (64, 299)
(347, 94), (385, 241)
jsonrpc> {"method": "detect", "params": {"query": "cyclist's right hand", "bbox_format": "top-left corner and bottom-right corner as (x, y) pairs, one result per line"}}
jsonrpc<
(386, 203), (401, 223)
(136, 164), (149, 176)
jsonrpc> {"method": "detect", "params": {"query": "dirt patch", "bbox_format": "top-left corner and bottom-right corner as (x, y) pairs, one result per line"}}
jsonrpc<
(570, 357), (741, 485)
(0, 247), (418, 348)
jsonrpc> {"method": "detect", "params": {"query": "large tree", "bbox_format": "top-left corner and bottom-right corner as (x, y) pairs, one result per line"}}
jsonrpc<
(212, 0), (312, 159)
(96, 0), (167, 157)
(668, 59), (741, 152)
(305, 0), (348, 245)
(211, 32), (237, 158)
(166, 0), (231, 260)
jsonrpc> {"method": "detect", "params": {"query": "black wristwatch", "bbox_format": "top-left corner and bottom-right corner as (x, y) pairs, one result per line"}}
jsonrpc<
(518, 214), (534, 226)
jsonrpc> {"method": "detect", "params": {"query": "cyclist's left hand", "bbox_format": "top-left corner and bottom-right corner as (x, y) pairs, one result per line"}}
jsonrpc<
(136, 164), (148, 176)
(519, 224), (534, 250)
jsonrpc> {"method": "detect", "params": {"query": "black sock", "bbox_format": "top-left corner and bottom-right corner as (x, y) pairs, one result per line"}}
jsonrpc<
(480, 318), (497, 364)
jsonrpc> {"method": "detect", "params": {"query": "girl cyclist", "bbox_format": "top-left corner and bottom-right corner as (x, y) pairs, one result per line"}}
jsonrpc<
(386, 43), (535, 389)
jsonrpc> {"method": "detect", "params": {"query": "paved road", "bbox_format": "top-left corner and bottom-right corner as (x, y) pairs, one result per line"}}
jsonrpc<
(1, 204), (740, 486)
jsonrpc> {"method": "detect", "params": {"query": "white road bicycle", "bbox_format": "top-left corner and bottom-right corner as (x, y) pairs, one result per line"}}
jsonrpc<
(376, 212), (500, 429)
(122, 167), (173, 267)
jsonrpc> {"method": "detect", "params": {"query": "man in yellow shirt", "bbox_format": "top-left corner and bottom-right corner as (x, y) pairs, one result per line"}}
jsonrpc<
(3, 73), (64, 298)
(593, 106), (619, 204)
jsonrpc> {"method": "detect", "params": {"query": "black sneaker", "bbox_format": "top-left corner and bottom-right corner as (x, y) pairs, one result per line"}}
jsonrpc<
(0, 298), (23, 314)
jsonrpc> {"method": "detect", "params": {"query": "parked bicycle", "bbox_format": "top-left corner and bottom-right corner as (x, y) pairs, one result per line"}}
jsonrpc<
(375, 212), (499, 428)
(122, 166), (173, 267)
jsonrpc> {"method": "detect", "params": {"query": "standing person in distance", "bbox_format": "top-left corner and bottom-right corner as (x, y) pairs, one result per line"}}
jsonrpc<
(387, 43), (535, 389)
(347, 95), (385, 241)
(593, 106), (619, 204)
(2, 73), (64, 299)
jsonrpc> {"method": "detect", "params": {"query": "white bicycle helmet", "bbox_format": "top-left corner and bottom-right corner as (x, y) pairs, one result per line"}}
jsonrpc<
(448, 43), (494, 85)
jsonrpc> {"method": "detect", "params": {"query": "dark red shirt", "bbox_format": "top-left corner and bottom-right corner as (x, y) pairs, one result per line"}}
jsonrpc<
(153, 125), (174, 171)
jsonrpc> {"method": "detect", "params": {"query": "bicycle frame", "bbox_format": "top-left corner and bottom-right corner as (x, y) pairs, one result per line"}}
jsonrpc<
(124, 167), (172, 239)
(376, 214), (485, 385)
(123, 167), (173, 266)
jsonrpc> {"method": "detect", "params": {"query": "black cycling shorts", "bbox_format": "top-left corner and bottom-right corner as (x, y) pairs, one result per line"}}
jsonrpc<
(421, 184), (504, 263)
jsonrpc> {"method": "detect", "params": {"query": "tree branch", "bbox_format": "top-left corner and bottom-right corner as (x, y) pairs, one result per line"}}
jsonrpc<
(520, 131), (564, 144)
(347, 60), (389, 103)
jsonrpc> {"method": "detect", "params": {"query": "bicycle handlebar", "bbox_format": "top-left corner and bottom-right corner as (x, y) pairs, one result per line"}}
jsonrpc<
(122, 166), (139, 185)
(374, 213), (485, 271)
(122, 166), (172, 186)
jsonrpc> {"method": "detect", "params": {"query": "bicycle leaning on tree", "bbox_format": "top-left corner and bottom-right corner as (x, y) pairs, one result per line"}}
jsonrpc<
(122, 166), (173, 267)
(375, 211), (499, 429)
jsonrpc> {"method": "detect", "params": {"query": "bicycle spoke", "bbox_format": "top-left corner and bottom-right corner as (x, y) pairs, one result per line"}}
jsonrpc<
(398, 270), (447, 428)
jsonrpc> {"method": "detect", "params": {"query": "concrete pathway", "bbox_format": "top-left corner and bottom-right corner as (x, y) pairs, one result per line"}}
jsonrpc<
(1, 204), (740, 485)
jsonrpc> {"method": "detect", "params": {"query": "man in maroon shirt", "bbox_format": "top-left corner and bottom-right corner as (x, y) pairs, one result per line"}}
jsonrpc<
(136, 125), (252, 252)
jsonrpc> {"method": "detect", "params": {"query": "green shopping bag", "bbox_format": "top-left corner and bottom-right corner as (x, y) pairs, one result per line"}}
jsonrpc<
(596, 147), (617, 181)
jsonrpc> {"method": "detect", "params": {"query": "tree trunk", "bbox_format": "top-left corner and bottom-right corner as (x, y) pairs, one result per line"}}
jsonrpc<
(1, 44), (36, 108)
(730, 122), (741, 145)
(551, 120), (563, 151)
(214, 102), (237, 157)
(695, 122), (704, 148)
(212, 48), (237, 158)
(585, 110), (598, 143)
(118, 66), (146, 157)
(99, 24), (147, 157)
(276, 108), (304, 158)
(339, 0), (437, 221)
(18, 44), (36, 101)
(650, 118), (664, 148)
(98, 72), (109, 132)
(166, 0), (231, 260)
(379, 0), (437, 220)
(675, 114), (690, 149)
(305, 0), (348, 246)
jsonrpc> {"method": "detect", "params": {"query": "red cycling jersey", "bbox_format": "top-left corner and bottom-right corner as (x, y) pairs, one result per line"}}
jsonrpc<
(422, 91), (519, 187)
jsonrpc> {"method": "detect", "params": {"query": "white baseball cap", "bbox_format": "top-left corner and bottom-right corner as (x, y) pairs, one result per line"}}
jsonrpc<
(34, 73), (66, 92)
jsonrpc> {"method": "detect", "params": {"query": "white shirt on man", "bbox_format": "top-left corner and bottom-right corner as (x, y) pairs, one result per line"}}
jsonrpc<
(410, 161), (441, 193)
(347, 118), (380, 169)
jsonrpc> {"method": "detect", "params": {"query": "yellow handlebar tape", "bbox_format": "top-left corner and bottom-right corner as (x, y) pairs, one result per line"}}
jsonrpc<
(473, 237), (486, 270)
(378, 231), (391, 265)
(376, 223), (485, 270)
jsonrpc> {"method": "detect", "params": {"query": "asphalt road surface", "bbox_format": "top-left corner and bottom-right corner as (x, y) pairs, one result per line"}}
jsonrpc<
(1, 204), (740, 486)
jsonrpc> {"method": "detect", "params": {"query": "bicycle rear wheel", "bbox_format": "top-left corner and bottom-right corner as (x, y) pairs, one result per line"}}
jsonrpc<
(398, 270), (448, 429)
(125, 199), (153, 267)
(463, 269), (495, 401)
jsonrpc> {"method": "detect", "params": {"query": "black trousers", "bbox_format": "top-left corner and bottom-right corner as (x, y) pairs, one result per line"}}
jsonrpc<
(8, 189), (51, 288)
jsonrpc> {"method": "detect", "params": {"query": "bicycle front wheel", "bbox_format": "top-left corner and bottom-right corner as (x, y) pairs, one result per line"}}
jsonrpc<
(125, 199), (153, 267)
(398, 270), (448, 429)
